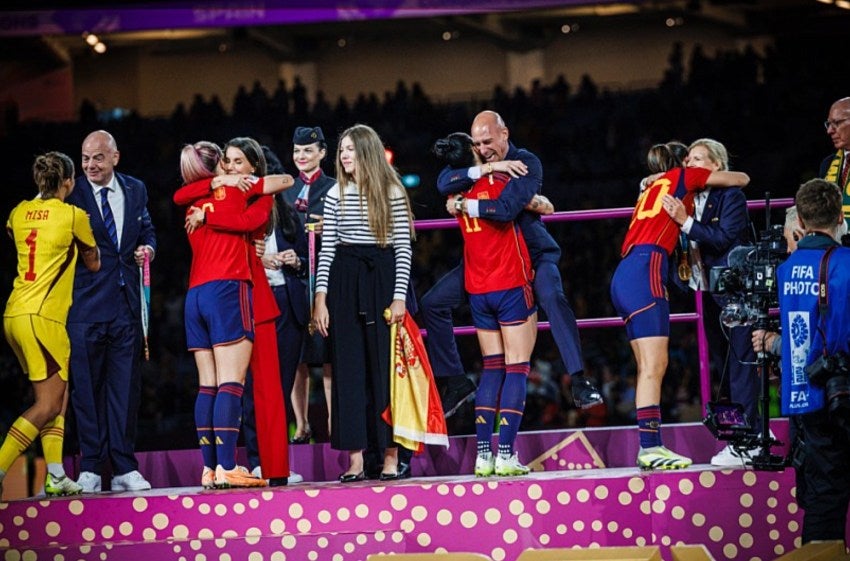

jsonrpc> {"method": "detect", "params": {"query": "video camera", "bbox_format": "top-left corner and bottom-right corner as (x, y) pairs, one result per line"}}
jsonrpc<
(708, 223), (787, 329)
(702, 194), (788, 470)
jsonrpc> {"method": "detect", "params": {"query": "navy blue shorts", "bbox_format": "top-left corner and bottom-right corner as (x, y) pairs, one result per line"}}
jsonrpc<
(185, 280), (254, 350)
(610, 245), (670, 340)
(469, 284), (536, 331)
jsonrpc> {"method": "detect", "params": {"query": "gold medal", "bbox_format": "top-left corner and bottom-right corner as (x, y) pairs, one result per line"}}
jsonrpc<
(676, 235), (692, 282)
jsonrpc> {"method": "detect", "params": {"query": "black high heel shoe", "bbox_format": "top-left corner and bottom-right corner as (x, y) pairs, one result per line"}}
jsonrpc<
(339, 471), (365, 483)
(290, 429), (313, 444)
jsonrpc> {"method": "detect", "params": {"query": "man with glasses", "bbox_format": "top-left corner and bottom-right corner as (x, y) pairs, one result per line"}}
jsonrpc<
(820, 97), (850, 227)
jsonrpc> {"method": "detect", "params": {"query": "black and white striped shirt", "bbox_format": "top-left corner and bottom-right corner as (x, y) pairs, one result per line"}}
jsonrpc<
(315, 182), (413, 301)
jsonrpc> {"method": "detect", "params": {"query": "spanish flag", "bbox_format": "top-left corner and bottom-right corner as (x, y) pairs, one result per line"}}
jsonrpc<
(382, 311), (449, 453)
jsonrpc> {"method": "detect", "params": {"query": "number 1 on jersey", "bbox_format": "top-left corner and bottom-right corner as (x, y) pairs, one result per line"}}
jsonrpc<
(24, 229), (37, 281)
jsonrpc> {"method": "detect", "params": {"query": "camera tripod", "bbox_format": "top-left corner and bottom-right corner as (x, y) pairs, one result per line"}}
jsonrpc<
(748, 316), (786, 471)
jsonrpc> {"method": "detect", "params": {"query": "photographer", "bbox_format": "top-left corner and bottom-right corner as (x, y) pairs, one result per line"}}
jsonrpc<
(777, 178), (850, 544)
(751, 205), (845, 357)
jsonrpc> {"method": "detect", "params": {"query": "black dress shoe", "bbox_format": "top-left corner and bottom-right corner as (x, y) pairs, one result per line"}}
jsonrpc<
(396, 462), (411, 480)
(440, 376), (477, 418)
(339, 471), (365, 483)
(379, 471), (399, 481)
(268, 477), (288, 487)
(571, 374), (604, 409)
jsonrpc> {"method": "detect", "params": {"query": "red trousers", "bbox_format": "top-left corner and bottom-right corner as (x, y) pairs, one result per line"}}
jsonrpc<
(249, 319), (290, 478)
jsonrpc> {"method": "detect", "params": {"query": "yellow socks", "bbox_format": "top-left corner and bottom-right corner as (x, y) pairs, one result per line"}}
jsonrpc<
(40, 415), (66, 477)
(0, 416), (39, 473)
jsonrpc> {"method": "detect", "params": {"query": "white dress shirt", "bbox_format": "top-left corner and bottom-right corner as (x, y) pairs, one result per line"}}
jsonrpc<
(91, 175), (125, 247)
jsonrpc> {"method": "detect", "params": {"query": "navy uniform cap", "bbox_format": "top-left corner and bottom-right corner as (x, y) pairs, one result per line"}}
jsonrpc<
(293, 126), (325, 145)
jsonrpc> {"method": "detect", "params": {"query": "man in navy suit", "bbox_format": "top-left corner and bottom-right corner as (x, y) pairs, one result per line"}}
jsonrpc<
(66, 130), (157, 492)
(666, 138), (757, 466)
(423, 110), (602, 416)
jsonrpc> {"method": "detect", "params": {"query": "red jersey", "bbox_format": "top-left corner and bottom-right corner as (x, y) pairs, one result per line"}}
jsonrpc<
(620, 167), (712, 257)
(204, 194), (278, 324)
(459, 172), (534, 294)
(173, 178), (266, 288)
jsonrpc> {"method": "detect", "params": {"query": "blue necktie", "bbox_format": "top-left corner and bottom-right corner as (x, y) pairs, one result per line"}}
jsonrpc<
(100, 187), (119, 249)
(100, 187), (125, 286)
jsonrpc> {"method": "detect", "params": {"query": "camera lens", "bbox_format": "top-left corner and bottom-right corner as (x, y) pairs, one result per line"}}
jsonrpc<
(826, 375), (850, 418)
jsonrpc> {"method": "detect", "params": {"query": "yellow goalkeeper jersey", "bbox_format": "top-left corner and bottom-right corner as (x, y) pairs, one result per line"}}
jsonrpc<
(4, 197), (96, 323)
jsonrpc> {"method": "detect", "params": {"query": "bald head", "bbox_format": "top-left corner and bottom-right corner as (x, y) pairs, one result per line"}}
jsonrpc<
(82, 130), (120, 186)
(830, 97), (850, 113)
(471, 110), (510, 163)
(826, 97), (850, 151)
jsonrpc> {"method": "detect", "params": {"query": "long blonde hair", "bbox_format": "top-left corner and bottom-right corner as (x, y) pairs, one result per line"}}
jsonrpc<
(335, 124), (415, 245)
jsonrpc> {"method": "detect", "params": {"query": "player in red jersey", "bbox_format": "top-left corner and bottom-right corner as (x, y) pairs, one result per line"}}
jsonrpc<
(436, 132), (537, 477)
(610, 141), (749, 470)
(174, 140), (292, 488)
(186, 141), (299, 487)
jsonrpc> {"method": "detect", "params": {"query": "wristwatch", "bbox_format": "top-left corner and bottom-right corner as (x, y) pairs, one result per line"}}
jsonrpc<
(453, 196), (464, 213)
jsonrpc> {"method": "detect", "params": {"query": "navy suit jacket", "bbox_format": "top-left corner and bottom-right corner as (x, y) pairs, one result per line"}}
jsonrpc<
(66, 172), (157, 323)
(273, 196), (310, 327)
(671, 187), (750, 293)
(436, 142), (561, 264)
(688, 187), (751, 270)
(283, 170), (336, 225)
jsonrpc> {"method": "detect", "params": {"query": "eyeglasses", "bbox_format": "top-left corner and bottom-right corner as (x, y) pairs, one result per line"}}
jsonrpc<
(824, 117), (850, 130)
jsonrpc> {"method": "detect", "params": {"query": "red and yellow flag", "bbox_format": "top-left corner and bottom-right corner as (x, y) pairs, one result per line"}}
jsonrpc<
(382, 311), (449, 453)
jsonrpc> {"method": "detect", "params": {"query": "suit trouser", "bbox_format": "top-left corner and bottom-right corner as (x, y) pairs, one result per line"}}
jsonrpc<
(68, 296), (141, 475)
(243, 285), (303, 474)
(420, 258), (584, 378)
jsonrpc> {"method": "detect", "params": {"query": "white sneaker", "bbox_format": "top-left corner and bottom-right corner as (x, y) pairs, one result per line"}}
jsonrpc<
(474, 452), (495, 477)
(711, 443), (757, 467)
(495, 452), (530, 476)
(111, 470), (152, 491)
(76, 471), (102, 493)
(252, 466), (304, 484)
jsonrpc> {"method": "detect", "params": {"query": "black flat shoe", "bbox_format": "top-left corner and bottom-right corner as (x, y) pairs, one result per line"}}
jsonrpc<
(397, 462), (411, 480)
(290, 429), (313, 444)
(339, 471), (365, 483)
(379, 471), (399, 481)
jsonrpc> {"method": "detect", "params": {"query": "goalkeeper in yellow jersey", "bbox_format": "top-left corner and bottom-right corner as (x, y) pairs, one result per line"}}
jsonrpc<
(1, 151), (100, 499)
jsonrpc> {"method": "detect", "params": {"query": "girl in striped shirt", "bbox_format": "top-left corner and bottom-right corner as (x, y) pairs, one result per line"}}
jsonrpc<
(312, 124), (415, 482)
